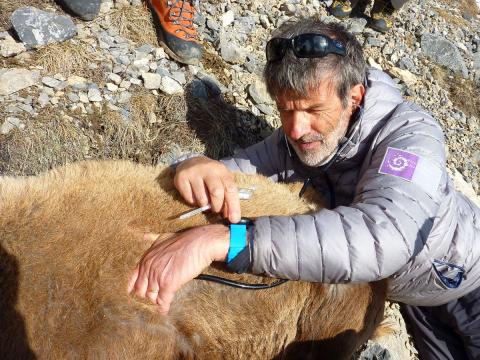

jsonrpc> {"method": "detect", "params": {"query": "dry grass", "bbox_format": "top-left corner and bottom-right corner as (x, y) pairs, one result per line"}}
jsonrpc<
(202, 45), (232, 86)
(438, 0), (479, 16)
(0, 111), (89, 176)
(32, 39), (100, 80)
(108, 6), (158, 46)
(434, 8), (470, 27)
(431, 65), (480, 120)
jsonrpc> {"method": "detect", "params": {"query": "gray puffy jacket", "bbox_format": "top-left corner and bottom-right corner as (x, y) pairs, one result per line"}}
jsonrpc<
(221, 69), (480, 306)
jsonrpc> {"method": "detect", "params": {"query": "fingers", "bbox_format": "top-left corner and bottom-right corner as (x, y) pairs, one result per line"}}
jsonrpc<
(156, 290), (175, 315)
(223, 179), (241, 223)
(205, 176), (225, 213)
(174, 173), (195, 205)
(190, 176), (209, 207)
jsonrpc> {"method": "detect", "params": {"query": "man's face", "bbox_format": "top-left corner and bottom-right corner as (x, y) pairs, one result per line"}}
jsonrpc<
(276, 80), (354, 167)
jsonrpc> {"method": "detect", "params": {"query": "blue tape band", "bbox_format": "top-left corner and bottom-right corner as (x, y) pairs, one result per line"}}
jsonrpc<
(227, 224), (247, 263)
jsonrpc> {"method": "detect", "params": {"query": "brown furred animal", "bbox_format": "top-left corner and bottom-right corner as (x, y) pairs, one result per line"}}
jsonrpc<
(0, 160), (386, 359)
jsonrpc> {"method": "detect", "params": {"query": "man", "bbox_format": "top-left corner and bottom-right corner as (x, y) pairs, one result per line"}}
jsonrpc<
(128, 18), (480, 359)
(330, 0), (410, 33)
(57, 0), (202, 64)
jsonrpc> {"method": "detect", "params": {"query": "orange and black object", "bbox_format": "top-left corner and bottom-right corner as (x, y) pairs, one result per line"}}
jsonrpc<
(146, 0), (203, 65)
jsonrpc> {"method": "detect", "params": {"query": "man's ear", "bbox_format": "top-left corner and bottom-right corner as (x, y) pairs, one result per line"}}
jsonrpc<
(350, 83), (365, 110)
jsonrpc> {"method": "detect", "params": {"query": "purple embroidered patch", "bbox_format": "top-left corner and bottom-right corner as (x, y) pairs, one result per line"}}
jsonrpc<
(379, 147), (419, 181)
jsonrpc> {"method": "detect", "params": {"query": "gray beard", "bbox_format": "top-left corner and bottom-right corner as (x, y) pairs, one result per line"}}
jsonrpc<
(289, 112), (349, 167)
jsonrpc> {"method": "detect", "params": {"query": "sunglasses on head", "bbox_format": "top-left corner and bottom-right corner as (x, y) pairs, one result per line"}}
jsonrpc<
(266, 33), (346, 62)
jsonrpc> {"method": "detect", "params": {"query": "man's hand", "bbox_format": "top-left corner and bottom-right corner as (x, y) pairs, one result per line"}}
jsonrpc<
(174, 157), (241, 223)
(127, 225), (230, 314)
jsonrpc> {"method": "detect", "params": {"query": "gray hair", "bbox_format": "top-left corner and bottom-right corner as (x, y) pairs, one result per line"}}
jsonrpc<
(263, 18), (366, 108)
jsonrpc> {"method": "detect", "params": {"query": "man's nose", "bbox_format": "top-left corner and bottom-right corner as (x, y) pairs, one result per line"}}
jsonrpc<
(287, 112), (310, 140)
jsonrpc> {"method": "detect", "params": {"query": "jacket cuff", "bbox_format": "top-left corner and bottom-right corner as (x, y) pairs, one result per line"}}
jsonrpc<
(169, 153), (204, 170)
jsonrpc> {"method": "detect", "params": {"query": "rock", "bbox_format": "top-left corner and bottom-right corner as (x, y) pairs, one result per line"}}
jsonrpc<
(280, 3), (297, 15)
(67, 75), (87, 87)
(421, 34), (468, 78)
(367, 36), (384, 47)
(11, 7), (77, 48)
(171, 71), (186, 85)
(67, 92), (80, 102)
(473, 52), (480, 72)
(41, 76), (65, 90)
(357, 342), (392, 360)
(0, 117), (24, 135)
(106, 83), (118, 92)
(0, 33), (26, 58)
(389, 67), (418, 87)
(87, 88), (103, 102)
(397, 57), (418, 74)
(220, 39), (246, 64)
(248, 80), (273, 105)
(368, 57), (383, 70)
(117, 91), (131, 104)
(256, 103), (274, 115)
(0, 68), (40, 96)
(37, 92), (50, 107)
(347, 18), (367, 34)
(221, 10), (235, 27)
(142, 72), (162, 89)
(160, 76), (184, 95)
(108, 73), (122, 85)
(119, 80), (131, 89)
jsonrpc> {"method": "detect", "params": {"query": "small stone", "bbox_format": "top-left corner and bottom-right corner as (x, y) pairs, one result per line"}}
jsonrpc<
(130, 78), (142, 85)
(11, 7), (77, 47)
(389, 67), (418, 87)
(221, 10), (235, 27)
(280, 3), (296, 15)
(346, 18), (367, 34)
(220, 40), (246, 64)
(0, 68), (40, 96)
(367, 36), (384, 47)
(256, 103), (274, 115)
(259, 15), (270, 29)
(67, 92), (79, 102)
(42, 76), (61, 89)
(88, 88), (102, 102)
(154, 47), (167, 60)
(67, 75), (87, 87)
(368, 57), (383, 70)
(50, 96), (59, 105)
(248, 80), (273, 105)
(79, 92), (89, 103)
(108, 73), (122, 85)
(106, 83), (118, 92)
(171, 71), (186, 85)
(142, 72), (162, 89)
(117, 91), (131, 104)
(160, 76), (184, 95)
(119, 80), (131, 89)
(1, 117), (24, 135)
(37, 92), (50, 107)
(0, 33), (26, 57)
(148, 112), (157, 124)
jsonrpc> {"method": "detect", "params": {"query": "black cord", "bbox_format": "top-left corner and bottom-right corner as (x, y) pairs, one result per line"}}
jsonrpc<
(196, 274), (289, 290)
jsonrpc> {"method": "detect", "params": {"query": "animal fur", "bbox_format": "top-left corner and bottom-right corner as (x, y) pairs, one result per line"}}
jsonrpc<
(0, 160), (386, 359)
